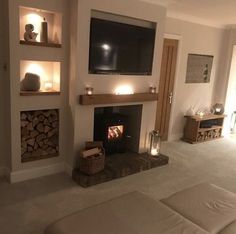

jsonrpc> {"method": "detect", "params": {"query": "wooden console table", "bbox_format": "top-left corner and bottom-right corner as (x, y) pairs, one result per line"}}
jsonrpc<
(183, 114), (226, 144)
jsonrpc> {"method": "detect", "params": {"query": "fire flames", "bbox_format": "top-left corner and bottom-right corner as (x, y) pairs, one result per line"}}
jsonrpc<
(108, 125), (124, 140)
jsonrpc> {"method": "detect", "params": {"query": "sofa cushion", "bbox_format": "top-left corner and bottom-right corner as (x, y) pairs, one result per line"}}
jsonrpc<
(162, 183), (236, 234)
(45, 191), (207, 234)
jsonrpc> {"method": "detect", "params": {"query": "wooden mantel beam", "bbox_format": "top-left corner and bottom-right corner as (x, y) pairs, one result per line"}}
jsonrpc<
(79, 93), (158, 105)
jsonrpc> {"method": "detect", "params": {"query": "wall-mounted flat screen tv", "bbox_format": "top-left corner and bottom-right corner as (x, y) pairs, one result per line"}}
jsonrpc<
(89, 18), (156, 75)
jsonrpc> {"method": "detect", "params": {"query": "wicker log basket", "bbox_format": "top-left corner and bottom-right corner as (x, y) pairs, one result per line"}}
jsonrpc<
(79, 141), (105, 175)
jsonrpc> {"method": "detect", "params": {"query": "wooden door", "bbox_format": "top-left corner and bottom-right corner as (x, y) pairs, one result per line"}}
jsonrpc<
(155, 39), (178, 140)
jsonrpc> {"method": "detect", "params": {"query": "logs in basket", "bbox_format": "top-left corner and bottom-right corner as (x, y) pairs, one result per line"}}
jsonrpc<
(79, 141), (105, 175)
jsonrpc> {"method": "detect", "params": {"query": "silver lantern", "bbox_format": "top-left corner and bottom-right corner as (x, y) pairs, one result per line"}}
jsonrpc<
(148, 130), (161, 156)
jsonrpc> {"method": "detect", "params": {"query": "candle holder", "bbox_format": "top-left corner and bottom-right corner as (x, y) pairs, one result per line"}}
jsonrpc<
(149, 86), (156, 94)
(198, 111), (204, 118)
(85, 87), (93, 95)
(148, 130), (161, 156)
(212, 103), (224, 115)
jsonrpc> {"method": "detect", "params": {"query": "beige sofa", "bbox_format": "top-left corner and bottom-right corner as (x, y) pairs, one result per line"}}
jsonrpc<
(45, 183), (236, 234)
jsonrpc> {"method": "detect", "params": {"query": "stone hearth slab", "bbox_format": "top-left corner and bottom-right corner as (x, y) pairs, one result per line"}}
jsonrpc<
(72, 153), (169, 187)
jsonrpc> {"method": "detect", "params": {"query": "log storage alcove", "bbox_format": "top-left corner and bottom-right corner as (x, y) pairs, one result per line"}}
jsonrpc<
(21, 109), (59, 162)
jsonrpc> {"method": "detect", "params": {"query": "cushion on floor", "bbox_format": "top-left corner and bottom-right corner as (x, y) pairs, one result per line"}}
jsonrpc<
(45, 191), (207, 234)
(162, 183), (236, 233)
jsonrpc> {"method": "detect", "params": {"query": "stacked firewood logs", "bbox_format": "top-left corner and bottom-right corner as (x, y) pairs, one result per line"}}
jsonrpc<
(197, 129), (222, 142)
(21, 109), (59, 162)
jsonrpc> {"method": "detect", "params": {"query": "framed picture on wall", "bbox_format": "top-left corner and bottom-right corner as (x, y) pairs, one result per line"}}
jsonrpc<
(185, 54), (214, 83)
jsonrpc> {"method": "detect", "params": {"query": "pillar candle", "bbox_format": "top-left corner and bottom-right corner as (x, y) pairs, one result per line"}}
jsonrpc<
(41, 18), (48, 43)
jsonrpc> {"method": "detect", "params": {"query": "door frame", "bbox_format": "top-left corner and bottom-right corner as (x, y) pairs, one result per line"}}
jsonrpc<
(162, 33), (182, 141)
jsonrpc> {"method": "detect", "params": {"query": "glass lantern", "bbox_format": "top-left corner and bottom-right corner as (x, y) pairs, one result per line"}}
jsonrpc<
(148, 130), (161, 156)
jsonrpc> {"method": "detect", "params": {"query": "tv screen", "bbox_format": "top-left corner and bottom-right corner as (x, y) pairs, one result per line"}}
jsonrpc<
(89, 18), (156, 75)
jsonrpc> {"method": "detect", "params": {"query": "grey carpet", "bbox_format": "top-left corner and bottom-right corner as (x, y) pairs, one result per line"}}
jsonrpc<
(1, 138), (236, 234)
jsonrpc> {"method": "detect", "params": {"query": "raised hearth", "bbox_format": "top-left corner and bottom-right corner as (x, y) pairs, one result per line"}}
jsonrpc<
(73, 152), (169, 187)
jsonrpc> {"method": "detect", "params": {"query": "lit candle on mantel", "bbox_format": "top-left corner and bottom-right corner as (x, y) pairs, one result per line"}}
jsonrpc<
(44, 81), (53, 91)
(115, 85), (134, 95)
(85, 87), (93, 95)
(149, 86), (156, 94)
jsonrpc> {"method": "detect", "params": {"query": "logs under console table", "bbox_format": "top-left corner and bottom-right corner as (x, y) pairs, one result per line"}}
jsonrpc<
(183, 114), (226, 144)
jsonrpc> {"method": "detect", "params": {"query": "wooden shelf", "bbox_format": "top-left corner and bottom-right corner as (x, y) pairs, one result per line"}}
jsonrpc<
(198, 125), (223, 132)
(79, 93), (158, 105)
(20, 40), (62, 48)
(185, 114), (226, 121)
(20, 91), (60, 96)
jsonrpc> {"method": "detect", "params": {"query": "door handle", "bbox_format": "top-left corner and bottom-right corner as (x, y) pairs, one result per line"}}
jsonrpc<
(169, 92), (173, 104)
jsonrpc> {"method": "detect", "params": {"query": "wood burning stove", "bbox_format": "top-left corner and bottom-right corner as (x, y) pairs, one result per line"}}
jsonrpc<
(94, 108), (127, 155)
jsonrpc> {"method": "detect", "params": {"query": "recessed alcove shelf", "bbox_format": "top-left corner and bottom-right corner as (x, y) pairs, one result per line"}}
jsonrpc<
(19, 40), (62, 48)
(19, 6), (62, 47)
(20, 60), (61, 95)
(20, 91), (61, 96)
(79, 93), (158, 105)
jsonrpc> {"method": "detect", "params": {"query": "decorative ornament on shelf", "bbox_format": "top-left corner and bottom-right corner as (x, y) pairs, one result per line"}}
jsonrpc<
(44, 81), (53, 91)
(148, 130), (161, 156)
(85, 87), (93, 95)
(212, 103), (224, 115)
(149, 86), (157, 94)
(24, 24), (38, 42)
(41, 18), (48, 43)
(21, 72), (41, 91)
(196, 109), (206, 118)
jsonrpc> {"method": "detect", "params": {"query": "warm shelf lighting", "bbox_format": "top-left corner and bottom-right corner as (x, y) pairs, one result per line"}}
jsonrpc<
(21, 60), (60, 93)
(115, 85), (134, 95)
(26, 63), (44, 77)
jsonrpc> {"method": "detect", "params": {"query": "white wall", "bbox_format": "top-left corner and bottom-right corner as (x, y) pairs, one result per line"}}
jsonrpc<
(213, 28), (236, 105)
(224, 45), (236, 134)
(165, 18), (226, 140)
(69, 0), (166, 166)
(220, 29), (236, 135)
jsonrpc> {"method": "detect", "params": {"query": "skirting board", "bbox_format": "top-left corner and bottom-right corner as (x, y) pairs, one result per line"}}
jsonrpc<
(10, 162), (66, 183)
